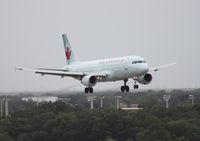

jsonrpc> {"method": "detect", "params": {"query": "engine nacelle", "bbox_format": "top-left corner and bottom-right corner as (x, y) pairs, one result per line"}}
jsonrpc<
(137, 73), (152, 85)
(81, 75), (97, 87)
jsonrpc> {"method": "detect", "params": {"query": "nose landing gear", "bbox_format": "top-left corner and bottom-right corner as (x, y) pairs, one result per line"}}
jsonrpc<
(133, 84), (139, 89)
(133, 78), (139, 89)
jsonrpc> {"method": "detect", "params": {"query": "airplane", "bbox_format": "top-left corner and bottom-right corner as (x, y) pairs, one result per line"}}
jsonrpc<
(16, 34), (175, 94)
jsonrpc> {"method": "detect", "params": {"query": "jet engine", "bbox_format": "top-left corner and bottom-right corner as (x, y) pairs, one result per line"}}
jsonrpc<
(137, 73), (152, 85)
(81, 75), (97, 87)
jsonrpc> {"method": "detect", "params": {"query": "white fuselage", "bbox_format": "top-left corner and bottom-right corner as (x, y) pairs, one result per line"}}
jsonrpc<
(63, 56), (149, 82)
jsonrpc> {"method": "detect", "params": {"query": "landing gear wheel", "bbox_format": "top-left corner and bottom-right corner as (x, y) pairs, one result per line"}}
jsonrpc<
(85, 87), (93, 94)
(121, 79), (130, 92)
(121, 86), (125, 92)
(134, 85), (139, 89)
(85, 87), (89, 93)
(125, 86), (129, 92)
(89, 87), (93, 93)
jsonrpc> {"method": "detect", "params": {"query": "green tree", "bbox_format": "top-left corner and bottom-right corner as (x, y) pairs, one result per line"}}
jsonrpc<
(17, 132), (30, 141)
(30, 131), (49, 141)
(126, 137), (134, 141)
(105, 137), (117, 141)
(0, 133), (14, 141)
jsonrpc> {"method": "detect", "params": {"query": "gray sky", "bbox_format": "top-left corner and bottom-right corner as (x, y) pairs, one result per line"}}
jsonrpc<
(0, 0), (200, 92)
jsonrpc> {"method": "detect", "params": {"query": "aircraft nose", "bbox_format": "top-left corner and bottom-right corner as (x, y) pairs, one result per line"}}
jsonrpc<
(142, 63), (149, 74)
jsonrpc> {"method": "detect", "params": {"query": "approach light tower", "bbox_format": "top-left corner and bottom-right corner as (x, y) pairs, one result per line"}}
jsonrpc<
(87, 95), (96, 110)
(189, 94), (194, 105)
(4, 99), (10, 117)
(0, 99), (10, 118)
(100, 96), (105, 108)
(0, 99), (3, 118)
(163, 95), (171, 109)
(115, 96), (122, 110)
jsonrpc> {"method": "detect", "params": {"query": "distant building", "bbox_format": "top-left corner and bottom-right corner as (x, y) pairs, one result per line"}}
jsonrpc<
(120, 103), (128, 108)
(121, 103), (142, 112)
(130, 104), (139, 108)
(21, 96), (59, 103)
(120, 103), (139, 108)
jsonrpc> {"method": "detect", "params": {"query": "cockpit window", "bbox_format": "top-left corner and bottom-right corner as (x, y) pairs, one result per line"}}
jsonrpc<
(132, 61), (137, 64)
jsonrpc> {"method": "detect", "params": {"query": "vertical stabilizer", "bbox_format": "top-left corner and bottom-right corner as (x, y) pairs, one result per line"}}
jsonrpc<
(62, 34), (79, 65)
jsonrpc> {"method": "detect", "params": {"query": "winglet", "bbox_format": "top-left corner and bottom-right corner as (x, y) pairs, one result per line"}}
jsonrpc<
(151, 63), (176, 72)
(15, 67), (36, 72)
(15, 66), (23, 71)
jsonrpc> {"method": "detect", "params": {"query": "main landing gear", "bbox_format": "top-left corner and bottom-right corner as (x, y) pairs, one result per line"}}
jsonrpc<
(85, 87), (93, 94)
(121, 79), (129, 92)
(120, 78), (139, 92)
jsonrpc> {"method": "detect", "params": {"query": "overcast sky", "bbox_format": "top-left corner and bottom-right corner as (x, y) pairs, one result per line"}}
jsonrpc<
(0, 0), (200, 92)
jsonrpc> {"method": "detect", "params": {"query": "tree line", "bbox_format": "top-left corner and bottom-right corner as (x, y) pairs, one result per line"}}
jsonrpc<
(0, 89), (200, 141)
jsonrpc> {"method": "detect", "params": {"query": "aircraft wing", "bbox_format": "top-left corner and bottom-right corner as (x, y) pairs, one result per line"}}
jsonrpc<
(37, 68), (69, 71)
(150, 63), (176, 72)
(15, 67), (107, 78)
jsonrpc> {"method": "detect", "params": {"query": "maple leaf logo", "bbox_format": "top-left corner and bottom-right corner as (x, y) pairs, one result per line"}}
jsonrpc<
(65, 47), (71, 60)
